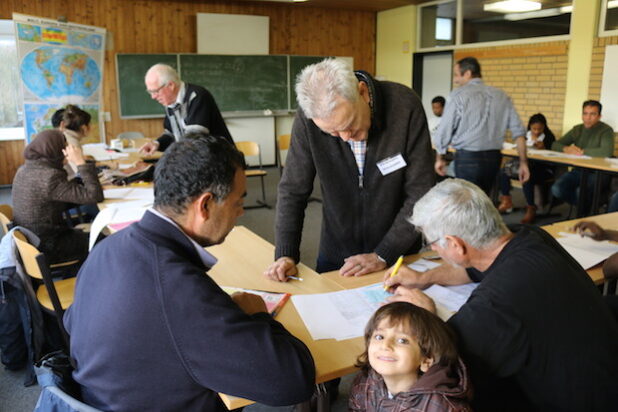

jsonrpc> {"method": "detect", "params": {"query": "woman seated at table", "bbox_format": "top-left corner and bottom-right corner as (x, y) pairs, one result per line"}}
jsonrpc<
(498, 113), (556, 224)
(12, 128), (104, 265)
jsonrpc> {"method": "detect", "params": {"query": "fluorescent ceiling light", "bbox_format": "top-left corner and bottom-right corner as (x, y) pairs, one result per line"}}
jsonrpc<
(484, 1), (542, 13)
(504, 8), (561, 21)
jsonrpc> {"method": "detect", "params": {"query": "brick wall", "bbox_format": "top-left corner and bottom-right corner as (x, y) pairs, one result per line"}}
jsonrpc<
(454, 41), (569, 137)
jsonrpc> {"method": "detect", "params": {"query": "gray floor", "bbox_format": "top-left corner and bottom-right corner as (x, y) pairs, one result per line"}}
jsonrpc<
(0, 170), (573, 412)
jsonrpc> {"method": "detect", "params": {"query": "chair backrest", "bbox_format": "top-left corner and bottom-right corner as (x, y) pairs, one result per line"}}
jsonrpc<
(12, 230), (44, 280)
(235, 141), (260, 157)
(116, 131), (144, 140)
(277, 134), (291, 172)
(0, 203), (13, 220)
(0, 212), (11, 236)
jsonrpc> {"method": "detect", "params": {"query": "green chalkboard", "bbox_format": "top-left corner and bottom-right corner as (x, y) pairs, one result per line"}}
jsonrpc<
(179, 54), (288, 112)
(116, 54), (178, 118)
(289, 56), (329, 110)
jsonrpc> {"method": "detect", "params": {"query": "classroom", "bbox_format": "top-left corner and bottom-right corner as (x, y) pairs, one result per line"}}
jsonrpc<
(1, 0), (618, 411)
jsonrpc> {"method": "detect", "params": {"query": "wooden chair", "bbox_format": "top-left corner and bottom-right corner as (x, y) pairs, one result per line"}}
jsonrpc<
(11, 230), (78, 351)
(0, 204), (13, 235)
(235, 141), (271, 209)
(276, 134), (322, 204)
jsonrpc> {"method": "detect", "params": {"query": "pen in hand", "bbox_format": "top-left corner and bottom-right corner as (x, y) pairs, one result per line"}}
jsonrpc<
(288, 275), (304, 282)
(384, 255), (404, 291)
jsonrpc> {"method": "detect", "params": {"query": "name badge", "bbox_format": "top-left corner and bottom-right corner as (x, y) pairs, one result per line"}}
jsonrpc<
(377, 153), (407, 176)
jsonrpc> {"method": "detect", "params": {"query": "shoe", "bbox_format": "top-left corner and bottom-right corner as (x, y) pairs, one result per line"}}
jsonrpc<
(521, 205), (536, 224)
(498, 195), (513, 213)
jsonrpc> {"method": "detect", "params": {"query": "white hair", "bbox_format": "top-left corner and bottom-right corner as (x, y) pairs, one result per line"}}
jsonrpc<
(145, 63), (180, 87)
(295, 58), (359, 119)
(410, 179), (509, 249)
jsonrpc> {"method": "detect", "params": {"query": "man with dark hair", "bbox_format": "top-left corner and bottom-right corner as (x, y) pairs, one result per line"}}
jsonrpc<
(551, 99), (615, 210)
(434, 56), (529, 195)
(65, 134), (316, 411)
(139, 64), (233, 154)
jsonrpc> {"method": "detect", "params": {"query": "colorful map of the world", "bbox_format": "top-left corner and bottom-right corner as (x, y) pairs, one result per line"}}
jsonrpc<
(20, 46), (101, 100)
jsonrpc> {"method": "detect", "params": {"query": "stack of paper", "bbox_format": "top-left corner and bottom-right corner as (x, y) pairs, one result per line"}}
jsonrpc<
(528, 149), (591, 160)
(83, 143), (130, 161)
(556, 232), (618, 270)
(88, 200), (152, 250)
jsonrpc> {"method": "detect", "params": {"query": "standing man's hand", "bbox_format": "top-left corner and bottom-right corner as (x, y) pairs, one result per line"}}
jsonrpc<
(263, 257), (298, 282)
(518, 160), (530, 184)
(339, 253), (387, 277)
(139, 140), (160, 155)
(434, 156), (448, 176)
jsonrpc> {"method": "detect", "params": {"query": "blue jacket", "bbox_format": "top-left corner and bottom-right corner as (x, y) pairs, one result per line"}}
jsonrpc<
(64, 211), (315, 411)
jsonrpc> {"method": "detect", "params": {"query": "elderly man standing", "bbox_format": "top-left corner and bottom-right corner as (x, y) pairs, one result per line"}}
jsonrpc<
(65, 135), (315, 411)
(385, 179), (618, 411)
(434, 57), (529, 195)
(139, 64), (233, 154)
(264, 58), (434, 280)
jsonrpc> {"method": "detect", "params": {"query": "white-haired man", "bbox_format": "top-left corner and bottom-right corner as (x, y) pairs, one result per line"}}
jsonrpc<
(386, 179), (618, 411)
(264, 58), (434, 281)
(140, 63), (233, 154)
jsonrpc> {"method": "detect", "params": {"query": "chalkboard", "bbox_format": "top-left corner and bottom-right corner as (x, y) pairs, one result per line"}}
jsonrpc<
(116, 54), (332, 118)
(116, 54), (178, 118)
(289, 56), (329, 110)
(180, 54), (288, 112)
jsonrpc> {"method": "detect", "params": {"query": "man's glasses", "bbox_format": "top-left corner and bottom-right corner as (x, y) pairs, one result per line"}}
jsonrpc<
(420, 233), (441, 252)
(146, 82), (167, 95)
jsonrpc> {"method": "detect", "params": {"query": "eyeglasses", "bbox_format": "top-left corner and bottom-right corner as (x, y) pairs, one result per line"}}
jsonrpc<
(146, 82), (168, 95)
(420, 234), (441, 252)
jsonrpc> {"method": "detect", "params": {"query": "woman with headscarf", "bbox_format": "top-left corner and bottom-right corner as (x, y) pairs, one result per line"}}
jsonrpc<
(12, 129), (103, 265)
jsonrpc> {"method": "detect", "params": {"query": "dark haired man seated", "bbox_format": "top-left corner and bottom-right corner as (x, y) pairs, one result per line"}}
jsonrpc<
(64, 133), (315, 411)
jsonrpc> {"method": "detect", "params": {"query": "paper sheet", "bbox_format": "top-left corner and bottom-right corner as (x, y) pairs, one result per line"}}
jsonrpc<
(423, 283), (478, 320)
(103, 187), (154, 202)
(556, 232), (618, 269)
(82, 143), (130, 161)
(528, 149), (591, 160)
(88, 202), (151, 250)
(408, 258), (441, 272)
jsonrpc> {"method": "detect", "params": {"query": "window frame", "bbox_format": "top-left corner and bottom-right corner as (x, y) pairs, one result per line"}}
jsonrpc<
(0, 19), (24, 141)
(416, 0), (572, 53)
(599, 0), (618, 37)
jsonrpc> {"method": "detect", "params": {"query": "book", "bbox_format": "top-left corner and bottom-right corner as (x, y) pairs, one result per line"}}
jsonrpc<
(221, 287), (291, 316)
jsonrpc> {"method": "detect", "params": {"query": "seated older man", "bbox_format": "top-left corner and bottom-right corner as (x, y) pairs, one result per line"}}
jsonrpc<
(385, 179), (618, 411)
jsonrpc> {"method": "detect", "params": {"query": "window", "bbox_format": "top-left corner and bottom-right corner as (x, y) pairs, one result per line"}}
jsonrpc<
(600, 0), (618, 36)
(418, 0), (572, 51)
(0, 20), (23, 140)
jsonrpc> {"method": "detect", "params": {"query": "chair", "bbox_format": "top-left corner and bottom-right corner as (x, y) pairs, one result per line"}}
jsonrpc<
(276, 134), (322, 204)
(11, 230), (77, 352)
(0, 204), (13, 235)
(235, 141), (271, 209)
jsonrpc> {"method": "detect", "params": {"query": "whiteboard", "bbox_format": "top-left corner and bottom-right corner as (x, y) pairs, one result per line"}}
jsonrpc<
(600, 44), (618, 130)
(197, 13), (269, 55)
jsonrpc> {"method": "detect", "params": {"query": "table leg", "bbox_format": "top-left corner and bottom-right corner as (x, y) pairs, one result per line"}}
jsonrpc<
(577, 168), (588, 218)
(591, 170), (604, 215)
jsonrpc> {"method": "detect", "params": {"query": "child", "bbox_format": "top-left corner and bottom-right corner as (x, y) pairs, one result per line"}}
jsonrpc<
(349, 302), (472, 412)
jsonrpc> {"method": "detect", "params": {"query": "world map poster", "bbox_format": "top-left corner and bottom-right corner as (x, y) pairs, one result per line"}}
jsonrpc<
(13, 13), (106, 143)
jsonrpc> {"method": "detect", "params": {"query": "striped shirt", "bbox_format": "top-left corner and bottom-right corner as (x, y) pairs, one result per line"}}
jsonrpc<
(434, 78), (525, 154)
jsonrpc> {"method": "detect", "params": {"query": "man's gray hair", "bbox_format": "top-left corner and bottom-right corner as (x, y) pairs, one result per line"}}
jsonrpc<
(410, 179), (509, 249)
(295, 58), (359, 119)
(146, 63), (180, 87)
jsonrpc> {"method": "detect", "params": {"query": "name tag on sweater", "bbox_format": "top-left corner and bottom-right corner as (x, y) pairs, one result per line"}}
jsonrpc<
(377, 154), (406, 175)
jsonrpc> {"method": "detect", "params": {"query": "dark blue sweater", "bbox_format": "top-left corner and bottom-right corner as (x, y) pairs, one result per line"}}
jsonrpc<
(65, 211), (315, 411)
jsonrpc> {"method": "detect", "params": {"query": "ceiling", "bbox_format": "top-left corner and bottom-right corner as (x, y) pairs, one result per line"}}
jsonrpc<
(234, 0), (572, 13)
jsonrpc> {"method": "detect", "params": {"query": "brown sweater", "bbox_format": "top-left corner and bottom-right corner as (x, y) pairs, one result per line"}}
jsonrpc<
(12, 159), (103, 263)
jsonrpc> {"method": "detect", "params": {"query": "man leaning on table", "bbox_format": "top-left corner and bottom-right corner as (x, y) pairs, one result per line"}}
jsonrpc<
(433, 57), (530, 195)
(65, 134), (315, 411)
(550, 100), (615, 210)
(384, 178), (618, 411)
(139, 63), (234, 154)
(264, 58), (434, 281)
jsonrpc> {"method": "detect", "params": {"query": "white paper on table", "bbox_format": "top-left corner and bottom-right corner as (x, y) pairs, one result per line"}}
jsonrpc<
(88, 207), (115, 251)
(103, 187), (154, 202)
(408, 258), (441, 272)
(502, 142), (516, 150)
(556, 232), (618, 269)
(103, 188), (135, 199)
(82, 143), (130, 161)
(423, 283), (478, 320)
(88, 204), (150, 251)
(528, 149), (591, 159)
(292, 283), (391, 341)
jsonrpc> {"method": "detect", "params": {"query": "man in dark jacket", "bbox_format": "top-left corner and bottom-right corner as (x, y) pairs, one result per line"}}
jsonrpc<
(264, 58), (434, 281)
(139, 64), (233, 154)
(65, 134), (315, 411)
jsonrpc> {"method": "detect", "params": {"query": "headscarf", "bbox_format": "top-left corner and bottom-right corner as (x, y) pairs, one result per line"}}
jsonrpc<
(23, 129), (66, 169)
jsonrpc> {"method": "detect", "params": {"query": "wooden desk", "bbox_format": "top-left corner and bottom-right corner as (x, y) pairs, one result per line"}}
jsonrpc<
(205, 227), (364, 409)
(502, 148), (618, 217)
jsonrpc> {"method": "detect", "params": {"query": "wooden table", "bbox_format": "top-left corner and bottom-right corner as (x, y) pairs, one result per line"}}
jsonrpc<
(502, 148), (618, 217)
(205, 226), (365, 409)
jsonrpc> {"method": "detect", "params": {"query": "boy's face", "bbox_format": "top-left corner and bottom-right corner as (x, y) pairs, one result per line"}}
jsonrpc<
(368, 319), (433, 391)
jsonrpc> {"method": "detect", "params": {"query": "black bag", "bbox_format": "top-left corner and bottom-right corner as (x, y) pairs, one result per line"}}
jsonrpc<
(112, 164), (155, 186)
(35, 350), (82, 399)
